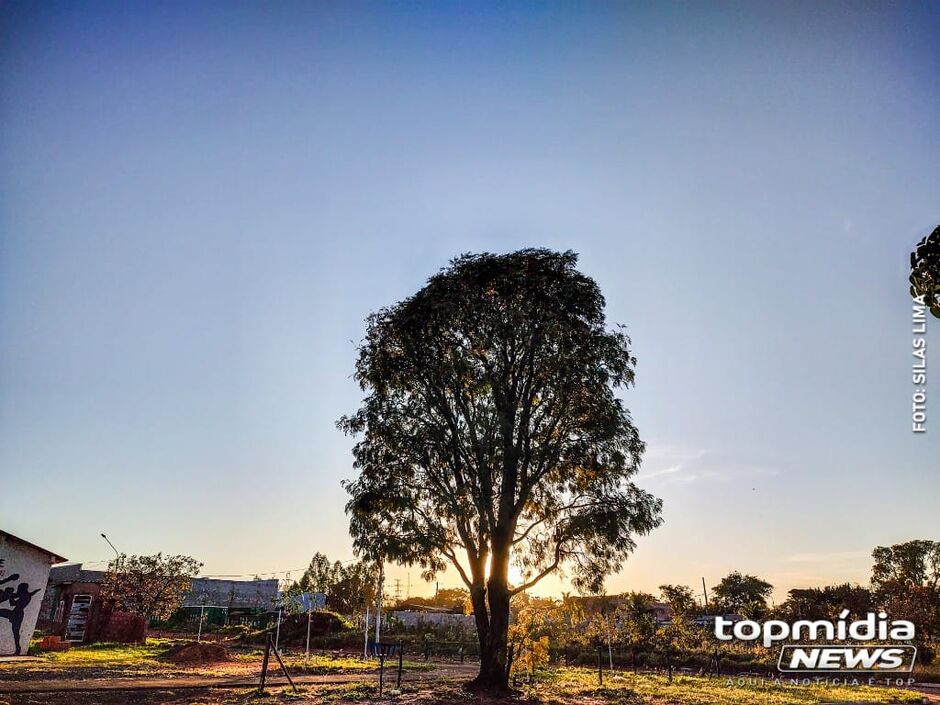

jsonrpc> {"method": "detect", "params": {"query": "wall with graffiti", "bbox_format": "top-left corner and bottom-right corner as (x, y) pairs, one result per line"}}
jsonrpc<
(0, 534), (57, 656)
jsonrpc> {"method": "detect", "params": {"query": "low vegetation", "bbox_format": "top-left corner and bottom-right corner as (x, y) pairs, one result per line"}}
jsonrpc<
(1, 639), (411, 682)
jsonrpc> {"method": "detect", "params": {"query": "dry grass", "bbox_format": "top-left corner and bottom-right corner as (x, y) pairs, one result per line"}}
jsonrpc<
(0, 665), (926, 705)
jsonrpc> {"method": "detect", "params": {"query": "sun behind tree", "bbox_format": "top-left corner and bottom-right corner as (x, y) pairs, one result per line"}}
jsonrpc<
(339, 248), (663, 691)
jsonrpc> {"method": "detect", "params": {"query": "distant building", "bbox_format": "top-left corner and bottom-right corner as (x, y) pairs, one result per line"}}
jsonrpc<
(184, 576), (279, 611)
(40, 563), (143, 644)
(40, 564), (279, 641)
(0, 530), (66, 655)
(175, 576), (279, 627)
(389, 610), (476, 631)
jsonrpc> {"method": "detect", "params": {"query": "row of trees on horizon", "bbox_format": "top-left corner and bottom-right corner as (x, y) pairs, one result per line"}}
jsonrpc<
(101, 537), (940, 664)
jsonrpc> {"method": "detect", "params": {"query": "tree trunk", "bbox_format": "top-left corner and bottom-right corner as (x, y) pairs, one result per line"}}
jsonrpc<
(469, 545), (512, 691)
(475, 579), (510, 690)
(469, 582), (488, 667)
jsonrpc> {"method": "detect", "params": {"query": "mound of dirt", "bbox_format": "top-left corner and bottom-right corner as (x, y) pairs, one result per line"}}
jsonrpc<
(163, 641), (232, 664)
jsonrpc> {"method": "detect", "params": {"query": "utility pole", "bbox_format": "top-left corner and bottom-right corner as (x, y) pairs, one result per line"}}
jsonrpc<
(406, 573), (411, 600)
(305, 598), (312, 661)
(393, 578), (401, 605)
(701, 577), (710, 611)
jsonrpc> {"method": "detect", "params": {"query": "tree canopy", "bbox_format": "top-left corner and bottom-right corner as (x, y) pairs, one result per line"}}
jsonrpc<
(285, 552), (377, 615)
(659, 584), (697, 616)
(910, 225), (940, 319)
(102, 553), (202, 622)
(871, 540), (940, 658)
(711, 571), (773, 617)
(872, 540), (940, 590)
(340, 248), (662, 688)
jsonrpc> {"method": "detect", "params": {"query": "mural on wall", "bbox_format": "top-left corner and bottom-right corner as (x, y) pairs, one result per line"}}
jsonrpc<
(0, 573), (41, 655)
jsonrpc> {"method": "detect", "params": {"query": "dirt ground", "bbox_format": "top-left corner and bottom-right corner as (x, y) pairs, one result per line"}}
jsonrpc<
(0, 640), (931, 705)
(0, 681), (511, 705)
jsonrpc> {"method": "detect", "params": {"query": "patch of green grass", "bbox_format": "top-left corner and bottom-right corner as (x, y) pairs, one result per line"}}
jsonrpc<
(279, 654), (431, 675)
(315, 682), (380, 702)
(37, 639), (175, 667)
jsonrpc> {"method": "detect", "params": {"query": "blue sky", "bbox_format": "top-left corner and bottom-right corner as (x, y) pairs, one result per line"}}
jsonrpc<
(1, 1), (938, 600)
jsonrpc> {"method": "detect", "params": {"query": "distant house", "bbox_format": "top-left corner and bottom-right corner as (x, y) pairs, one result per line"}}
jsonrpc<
(39, 563), (144, 644)
(0, 530), (66, 655)
(647, 601), (674, 623)
(175, 577), (279, 627)
(40, 564), (279, 641)
(184, 577), (279, 611)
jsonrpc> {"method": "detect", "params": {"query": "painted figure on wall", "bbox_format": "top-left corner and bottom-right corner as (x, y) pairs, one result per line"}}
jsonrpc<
(0, 574), (41, 654)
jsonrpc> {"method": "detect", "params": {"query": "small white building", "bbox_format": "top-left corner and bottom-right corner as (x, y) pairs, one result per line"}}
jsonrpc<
(0, 530), (66, 655)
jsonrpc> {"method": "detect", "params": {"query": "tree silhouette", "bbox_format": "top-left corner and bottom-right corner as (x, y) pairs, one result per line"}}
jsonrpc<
(712, 572), (773, 618)
(910, 225), (940, 319)
(340, 248), (662, 690)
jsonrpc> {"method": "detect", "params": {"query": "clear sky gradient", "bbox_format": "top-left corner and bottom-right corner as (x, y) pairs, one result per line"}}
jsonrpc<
(1, 1), (938, 602)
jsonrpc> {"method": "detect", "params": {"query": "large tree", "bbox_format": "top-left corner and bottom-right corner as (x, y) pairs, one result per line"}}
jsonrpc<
(287, 553), (378, 615)
(101, 553), (202, 624)
(340, 249), (662, 690)
(871, 540), (940, 659)
(659, 584), (697, 616)
(711, 571), (773, 618)
(871, 540), (940, 590)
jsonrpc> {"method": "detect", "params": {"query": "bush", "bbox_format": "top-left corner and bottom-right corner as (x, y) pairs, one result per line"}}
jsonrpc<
(246, 611), (354, 646)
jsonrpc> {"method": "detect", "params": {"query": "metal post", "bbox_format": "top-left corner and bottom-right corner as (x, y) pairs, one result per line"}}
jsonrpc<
(258, 632), (271, 694)
(379, 652), (385, 696)
(396, 641), (403, 688)
(275, 608), (282, 652)
(305, 601), (312, 661)
(375, 563), (384, 645)
(364, 607), (370, 658)
(197, 605), (205, 643)
(271, 638), (299, 693)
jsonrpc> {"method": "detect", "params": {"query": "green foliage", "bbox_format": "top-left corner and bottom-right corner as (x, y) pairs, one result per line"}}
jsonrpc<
(283, 552), (377, 615)
(507, 593), (554, 678)
(711, 572), (773, 618)
(659, 584), (697, 615)
(872, 540), (940, 590)
(340, 248), (662, 591)
(776, 583), (871, 621)
(871, 540), (940, 659)
(910, 225), (940, 319)
(339, 248), (663, 686)
(101, 553), (202, 622)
